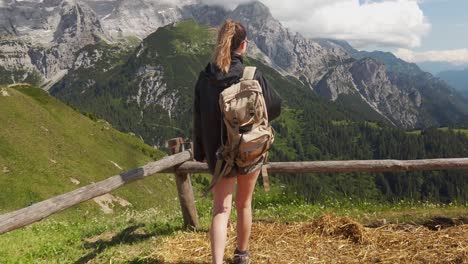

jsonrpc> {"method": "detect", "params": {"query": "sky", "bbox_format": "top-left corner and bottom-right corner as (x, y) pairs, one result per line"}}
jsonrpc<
(200, 0), (468, 68)
(394, 0), (468, 67)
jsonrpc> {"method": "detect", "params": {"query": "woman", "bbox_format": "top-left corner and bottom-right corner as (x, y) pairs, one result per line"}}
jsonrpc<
(193, 20), (282, 264)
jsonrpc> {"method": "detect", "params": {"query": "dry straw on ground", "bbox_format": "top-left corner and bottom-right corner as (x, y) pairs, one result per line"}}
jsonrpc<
(150, 214), (468, 264)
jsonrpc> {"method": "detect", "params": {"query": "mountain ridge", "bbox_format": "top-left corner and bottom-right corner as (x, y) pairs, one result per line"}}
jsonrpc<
(1, 0), (468, 129)
(437, 68), (468, 98)
(3, 21), (468, 228)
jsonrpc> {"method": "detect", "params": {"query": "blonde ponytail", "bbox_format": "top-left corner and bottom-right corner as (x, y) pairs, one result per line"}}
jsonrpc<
(213, 20), (247, 74)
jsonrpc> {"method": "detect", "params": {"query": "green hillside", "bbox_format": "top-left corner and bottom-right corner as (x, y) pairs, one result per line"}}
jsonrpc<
(0, 84), (178, 217)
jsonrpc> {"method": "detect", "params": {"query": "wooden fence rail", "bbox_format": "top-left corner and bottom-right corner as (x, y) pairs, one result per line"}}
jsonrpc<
(162, 158), (468, 174)
(1, 136), (468, 235)
(0, 150), (192, 235)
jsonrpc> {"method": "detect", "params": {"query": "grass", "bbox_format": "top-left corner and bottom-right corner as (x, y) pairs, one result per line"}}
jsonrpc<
(438, 127), (468, 136)
(407, 127), (468, 136)
(331, 120), (380, 129)
(251, 188), (468, 225)
(0, 85), (179, 216)
(0, 208), (185, 263)
(1, 183), (467, 263)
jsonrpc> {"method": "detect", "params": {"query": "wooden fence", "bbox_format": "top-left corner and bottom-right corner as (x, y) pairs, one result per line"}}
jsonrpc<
(1, 137), (468, 235)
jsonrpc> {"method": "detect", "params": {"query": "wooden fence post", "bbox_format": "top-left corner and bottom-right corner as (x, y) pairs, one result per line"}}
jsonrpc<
(167, 138), (199, 230)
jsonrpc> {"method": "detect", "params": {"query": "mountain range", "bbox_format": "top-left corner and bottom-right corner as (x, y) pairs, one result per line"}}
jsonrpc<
(437, 68), (468, 98)
(49, 20), (468, 206)
(1, 0), (468, 136)
(417, 61), (468, 76)
(2, 0), (468, 209)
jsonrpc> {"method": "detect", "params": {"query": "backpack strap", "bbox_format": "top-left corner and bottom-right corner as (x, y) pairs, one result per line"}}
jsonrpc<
(203, 151), (235, 196)
(261, 152), (270, 192)
(241, 66), (256, 81)
(261, 165), (270, 192)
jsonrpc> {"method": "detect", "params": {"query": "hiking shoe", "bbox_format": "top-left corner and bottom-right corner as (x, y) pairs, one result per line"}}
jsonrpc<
(232, 250), (251, 264)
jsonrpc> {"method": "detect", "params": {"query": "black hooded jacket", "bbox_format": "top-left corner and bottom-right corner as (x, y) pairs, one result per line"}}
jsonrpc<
(192, 54), (282, 175)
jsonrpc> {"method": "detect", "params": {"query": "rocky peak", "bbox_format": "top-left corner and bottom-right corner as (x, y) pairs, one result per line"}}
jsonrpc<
(350, 58), (389, 87)
(43, 0), (65, 6)
(0, 0), (104, 46)
(348, 58), (422, 128)
(228, 2), (297, 71)
(226, 1), (349, 82)
(229, 1), (282, 35)
(184, 4), (228, 27)
(99, 0), (196, 39)
(0, 0), (106, 83)
(231, 0), (273, 22)
(320, 39), (357, 54)
(53, 0), (105, 44)
(81, 0), (119, 18)
(0, 0), (56, 41)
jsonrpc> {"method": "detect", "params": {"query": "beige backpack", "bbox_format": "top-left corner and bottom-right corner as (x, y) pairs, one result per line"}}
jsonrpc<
(205, 66), (274, 194)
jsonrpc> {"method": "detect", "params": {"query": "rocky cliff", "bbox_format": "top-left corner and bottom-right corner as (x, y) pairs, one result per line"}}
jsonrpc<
(0, 0), (106, 86)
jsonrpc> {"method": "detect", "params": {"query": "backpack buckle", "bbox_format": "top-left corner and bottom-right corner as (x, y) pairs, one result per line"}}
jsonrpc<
(215, 146), (224, 160)
(239, 124), (253, 133)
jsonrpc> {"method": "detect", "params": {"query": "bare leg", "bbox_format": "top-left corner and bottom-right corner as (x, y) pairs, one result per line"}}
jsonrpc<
(211, 175), (236, 264)
(235, 169), (260, 252)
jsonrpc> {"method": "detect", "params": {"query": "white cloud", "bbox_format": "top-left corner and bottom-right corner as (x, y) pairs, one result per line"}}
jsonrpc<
(200, 0), (253, 10)
(394, 48), (468, 64)
(201, 0), (431, 49)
